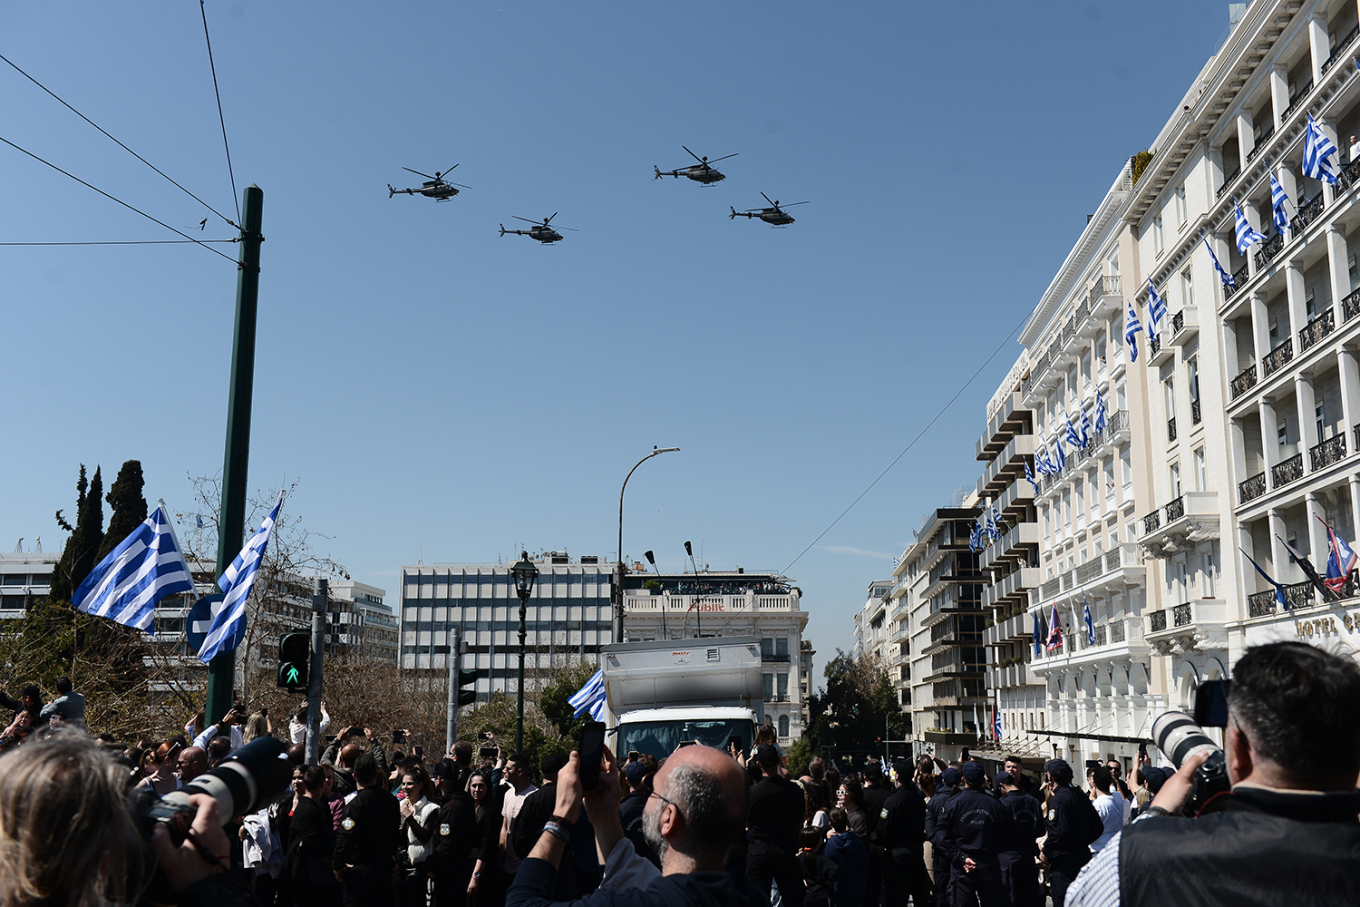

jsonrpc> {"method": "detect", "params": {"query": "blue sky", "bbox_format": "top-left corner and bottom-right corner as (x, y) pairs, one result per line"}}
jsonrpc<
(2, 2), (1231, 682)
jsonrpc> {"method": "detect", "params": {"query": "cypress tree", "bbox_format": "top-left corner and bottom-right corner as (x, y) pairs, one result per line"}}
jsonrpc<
(97, 460), (148, 562)
(69, 466), (104, 595)
(50, 465), (90, 602)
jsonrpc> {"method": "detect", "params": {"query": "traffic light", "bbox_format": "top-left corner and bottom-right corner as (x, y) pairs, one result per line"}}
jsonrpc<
(457, 659), (481, 706)
(277, 629), (309, 689)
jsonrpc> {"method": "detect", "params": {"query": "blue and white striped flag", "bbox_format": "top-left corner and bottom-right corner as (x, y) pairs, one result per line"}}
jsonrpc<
(199, 492), (283, 664)
(1269, 172), (1291, 234)
(1146, 279), (1167, 343)
(1303, 114), (1340, 185)
(1024, 458), (1040, 493)
(568, 668), (607, 720)
(1094, 387), (1108, 433)
(1065, 412), (1083, 449)
(1052, 425), (1067, 471)
(1202, 235), (1235, 288)
(1233, 204), (1264, 255)
(1083, 595), (1096, 646)
(1079, 405), (1093, 448)
(1125, 298), (1141, 363)
(73, 504), (196, 632)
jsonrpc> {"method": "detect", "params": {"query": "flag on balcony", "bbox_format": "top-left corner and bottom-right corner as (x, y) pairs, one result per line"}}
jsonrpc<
(1079, 406), (1093, 448)
(1269, 172), (1291, 234)
(1279, 535), (1337, 602)
(1033, 614), (1042, 657)
(1202, 234), (1235, 288)
(1064, 411), (1083, 450)
(1094, 387), (1108, 433)
(969, 522), (981, 553)
(1319, 516), (1358, 593)
(1233, 203), (1266, 255)
(1083, 595), (1095, 646)
(1046, 603), (1063, 651)
(1241, 548), (1288, 611)
(1024, 458), (1040, 493)
(1303, 114), (1341, 185)
(993, 707), (1002, 742)
(1125, 298), (1141, 363)
(1051, 425), (1067, 472)
(1146, 279), (1167, 343)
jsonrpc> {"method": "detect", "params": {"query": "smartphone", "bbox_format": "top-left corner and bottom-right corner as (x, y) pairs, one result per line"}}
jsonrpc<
(393, 729), (406, 744)
(1138, 741), (1148, 760)
(413, 745), (424, 758)
(961, 747), (970, 762)
(479, 745), (497, 760)
(579, 721), (607, 790)
(727, 736), (741, 754)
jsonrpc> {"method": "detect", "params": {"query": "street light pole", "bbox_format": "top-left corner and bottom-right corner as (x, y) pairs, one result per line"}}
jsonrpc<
(510, 551), (539, 755)
(614, 446), (680, 643)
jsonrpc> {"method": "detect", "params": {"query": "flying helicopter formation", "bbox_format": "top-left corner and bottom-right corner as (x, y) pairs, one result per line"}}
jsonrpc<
(387, 145), (806, 243)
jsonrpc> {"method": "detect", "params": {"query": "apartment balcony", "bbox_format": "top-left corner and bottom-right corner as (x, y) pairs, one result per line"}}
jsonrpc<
(1238, 470), (1267, 504)
(1288, 192), (1325, 235)
(1261, 339), (1293, 380)
(977, 433), (1035, 494)
(976, 392), (1031, 459)
(984, 610), (1031, 648)
(1231, 364), (1258, 401)
(1344, 288), (1360, 323)
(1298, 308), (1335, 354)
(1216, 164), (1242, 201)
(1280, 78), (1313, 124)
(1170, 307), (1198, 346)
(1146, 598), (1228, 655)
(1246, 580), (1324, 617)
(1310, 434), (1348, 471)
(1254, 233), (1284, 270)
(1140, 491), (1220, 558)
(1087, 276), (1122, 320)
(1227, 263), (1249, 300)
(979, 523), (1039, 571)
(1271, 452), (1304, 489)
(1148, 334), (1174, 366)
(983, 566), (1040, 610)
(1029, 543), (1144, 609)
(987, 660), (1035, 689)
(1322, 25), (1360, 76)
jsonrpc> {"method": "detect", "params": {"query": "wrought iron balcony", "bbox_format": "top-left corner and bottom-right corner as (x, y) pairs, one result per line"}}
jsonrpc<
(1239, 471), (1266, 503)
(1261, 338), (1293, 379)
(1093, 624), (1107, 646)
(1229, 263), (1249, 297)
(1247, 589), (1278, 617)
(1310, 433), (1347, 471)
(1109, 620), (1125, 643)
(1191, 398), (1201, 425)
(1249, 123), (1276, 160)
(1281, 78), (1313, 122)
(1140, 491), (1221, 559)
(1142, 510), (1161, 535)
(1254, 233), (1284, 270)
(1216, 165), (1242, 200)
(1289, 193), (1324, 234)
(1271, 452), (1303, 488)
(1149, 336), (1161, 356)
(1322, 25), (1360, 75)
(1167, 417), (1177, 442)
(1356, 422), (1360, 453)
(1172, 310), (1184, 335)
(1298, 308), (1336, 354)
(1148, 610), (1167, 632)
(1344, 288), (1360, 323)
(1172, 603), (1192, 627)
(1342, 157), (1360, 190)
(1285, 580), (1316, 610)
(1165, 496), (1185, 522)
(1231, 364), (1257, 400)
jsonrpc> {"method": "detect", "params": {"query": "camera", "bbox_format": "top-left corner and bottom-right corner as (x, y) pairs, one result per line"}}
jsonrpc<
(1151, 710), (1231, 816)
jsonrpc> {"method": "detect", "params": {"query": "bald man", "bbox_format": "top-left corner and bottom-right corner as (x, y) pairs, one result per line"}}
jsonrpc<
(176, 746), (208, 783)
(505, 743), (766, 907)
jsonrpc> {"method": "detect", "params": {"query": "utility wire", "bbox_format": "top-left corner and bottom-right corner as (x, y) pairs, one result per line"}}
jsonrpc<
(780, 307), (1034, 577)
(199, 0), (240, 225)
(0, 134), (239, 265)
(0, 239), (235, 245)
(0, 51), (237, 228)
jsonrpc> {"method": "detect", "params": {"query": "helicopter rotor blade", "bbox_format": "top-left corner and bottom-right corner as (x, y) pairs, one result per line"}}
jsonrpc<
(545, 212), (558, 225)
(403, 167), (437, 180)
(442, 163), (459, 176)
(761, 191), (775, 207)
(450, 182), (473, 190)
(682, 145), (704, 165)
(557, 225), (579, 232)
(512, 216), (540, 225)
(707, 152), (738, 164)
(782, 201), (810, 207)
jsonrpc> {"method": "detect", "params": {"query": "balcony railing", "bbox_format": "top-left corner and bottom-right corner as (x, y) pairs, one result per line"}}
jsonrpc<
(1344, 288), (1360, 322)
(1172, 310), (1184, 336)
(1281, 78), (1313, 122)
(1239, 471), (1267, 503)
(1322, 25), (1360, 75)
(1271, 452), (1304, 488)
(1228, 263), (1249, 298)
(1289, 193), (1324, 234)
(1165, 496), (1185, 522)
(1142, 510), (1161, 535)
(1248, 589), (1278, 617)
(1191, 398), (1201, 425)
(1262, 339), (1293, 379)
(1254, 233), (1284, 270)
(1167, 417), (1177, 442)
(1216, 165), (1242, 200)
(1310, 433), (1347, 470)
(1285, 580), (1315, 610)
(761, 652), (791, 663)
(1087, 275), (1121, 309)
(1343, 156), (1360, 190)
(1356, 422), (1360, 453)
(1231, 364), (1257, 400)
(1149, 610), (1167, 632)
(1299, 308), (1336, 354)
(1172, 603), (1192, 627)
(1093, 624), (1107, 646)
(1109, 620), (1125, 643)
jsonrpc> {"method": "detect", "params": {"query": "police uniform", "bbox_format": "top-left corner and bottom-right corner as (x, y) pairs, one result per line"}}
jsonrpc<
(997, 789), (1044, 907)
(925, 775), (958, 907)
(334, 787), (402, 907)
(432, 788), (478, 907)
(1040, 777), (1101, 907)
(937, 781), (1012, 907)
(875, 782), (933, 907)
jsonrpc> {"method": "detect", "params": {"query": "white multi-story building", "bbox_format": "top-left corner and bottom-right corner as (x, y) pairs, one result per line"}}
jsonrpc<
(0, 550), (57, 619)
(854, 579), (894, 664)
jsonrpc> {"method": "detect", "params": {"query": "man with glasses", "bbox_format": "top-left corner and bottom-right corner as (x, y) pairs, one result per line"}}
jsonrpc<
(177, 745), (208, 783)
(505, 743), (766, 907)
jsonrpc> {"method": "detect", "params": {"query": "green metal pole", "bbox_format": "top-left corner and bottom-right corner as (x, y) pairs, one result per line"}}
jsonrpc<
(517, 597), (527, 754)
(206, 185), (264, 726)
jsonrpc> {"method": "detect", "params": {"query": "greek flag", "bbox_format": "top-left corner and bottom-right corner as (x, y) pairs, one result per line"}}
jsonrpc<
(1024, 458), (1040, 493)
(991, 503), (1004, 538)
(73, 504), (196, 632)
(1203, 235), (1235, 288)
(1146, 279), (1167, 343)
(199, 492), (283, 664)
(1051, 425), (1067, 471)
(1233, 203), (1265, 255)
(993, 707), (1003, 742)
(1303, 114), (1340, 185)
(968, 522), (981, 552)
(1079, 406), (1093, 448)
(1083, 595), (1095, 646)
(1094, 388), (1108, 433)
(1064, 411), (1084, 450)
(1125, 298), (1141, 363)
(1269, 172), (1291, 234)
(568, 668), (607, 720)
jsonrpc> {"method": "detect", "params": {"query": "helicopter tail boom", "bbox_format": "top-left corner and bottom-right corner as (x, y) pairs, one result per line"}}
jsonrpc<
(388, 184), (396, 198)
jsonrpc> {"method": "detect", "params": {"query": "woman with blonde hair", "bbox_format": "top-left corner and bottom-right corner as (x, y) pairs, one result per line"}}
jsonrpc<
(242, 710), (272, 744)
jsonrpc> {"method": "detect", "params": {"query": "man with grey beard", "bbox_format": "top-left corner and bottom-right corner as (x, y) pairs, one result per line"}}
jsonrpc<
(505, 743), (767, 907)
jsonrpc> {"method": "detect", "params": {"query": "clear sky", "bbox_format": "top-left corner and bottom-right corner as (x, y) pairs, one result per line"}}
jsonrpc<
(2, 1), (1233, 684)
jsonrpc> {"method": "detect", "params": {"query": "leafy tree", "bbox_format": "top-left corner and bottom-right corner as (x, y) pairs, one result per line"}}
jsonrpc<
(784, 735), (814, 777)
(50, 465), (104, 602)
(97, 460), (147, 562)
(806, 648), (905, 762)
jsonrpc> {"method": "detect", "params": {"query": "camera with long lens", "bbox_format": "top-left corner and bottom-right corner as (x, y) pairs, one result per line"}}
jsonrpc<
(1151, 710), (1231, 816)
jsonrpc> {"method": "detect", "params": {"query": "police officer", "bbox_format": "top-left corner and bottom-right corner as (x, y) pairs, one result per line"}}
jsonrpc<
(937, 762), (1012, 907)
(875, 759), (933, 907)
(333, 752), (401, 907)
(995, 772), (1043, 907)
(430, 758), (478, 907)
(925, 767), (960, 907)
(1037, 759), (1100, 907)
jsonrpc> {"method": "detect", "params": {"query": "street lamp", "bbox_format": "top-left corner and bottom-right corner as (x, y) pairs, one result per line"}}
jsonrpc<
(615, 446), (680, 643)
(510, 550), (539, 755)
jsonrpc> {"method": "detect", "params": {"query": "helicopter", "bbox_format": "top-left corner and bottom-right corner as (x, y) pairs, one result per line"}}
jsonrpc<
(654, 146), (738, 184)
(730, 192), (809, 226)
(388, 164), (471, 201)
(499, 213), (577, 244)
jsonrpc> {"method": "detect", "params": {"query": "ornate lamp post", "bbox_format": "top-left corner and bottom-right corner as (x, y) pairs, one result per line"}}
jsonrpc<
(510, 551), (539, 754)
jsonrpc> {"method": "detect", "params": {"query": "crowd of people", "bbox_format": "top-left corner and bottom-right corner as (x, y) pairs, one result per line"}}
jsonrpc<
(0, 639), (1357, 907)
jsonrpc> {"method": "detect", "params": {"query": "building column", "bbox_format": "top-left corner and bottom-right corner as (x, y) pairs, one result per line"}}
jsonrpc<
(1296, 373), (1319, 468)
(1270, 63), (1290, 125)
(1269, 508), (1289, 581)
(1223, 315), (1242, 379)
(1286, 261), (1308, 345)
(1251, 293), (1271, 365)
(1277, 163), (1301, 228)
(1338, 348), (1360, 440)
(1260, 398), (1279, 472)
(1236, 110), (1255, 171)
(1308, 14), (1329, 86)
(1322, 117), (1342, 206)
(1350, 476), (1360, 544)
(1326, 227), (1350, 316)
(1231, 417), (1249, 497)
(1306, 492), (1329, 570)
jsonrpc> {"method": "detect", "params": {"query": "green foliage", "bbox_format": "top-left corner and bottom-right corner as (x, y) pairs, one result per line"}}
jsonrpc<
(97, 460), (147, 562)
(51, 465), (103, 603)
(806, 648), (905, 762)
(537, 660), (601, 742)
(644, 579), (661, 592)
(784, 735), (813, 777)
(1131, 150), (1154, 186)
(457, 691), (571, 783)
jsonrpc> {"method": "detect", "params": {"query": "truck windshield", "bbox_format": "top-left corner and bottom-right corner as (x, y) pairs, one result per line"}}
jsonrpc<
(617, 718), (753, 757)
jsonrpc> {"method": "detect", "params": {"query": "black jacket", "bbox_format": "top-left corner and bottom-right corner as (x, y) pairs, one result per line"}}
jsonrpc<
(334, 787), (401, 873)
(506, 856), (768, 907)
(875, 784), (926, 853)
(284, 796), (336, 883)
(998, 789), (1044, 855)
(512, 781), (558, 860)
(433, 790), (479, 876)
(1041, 783), (1101, 860)
(938, 787), (1011, 862)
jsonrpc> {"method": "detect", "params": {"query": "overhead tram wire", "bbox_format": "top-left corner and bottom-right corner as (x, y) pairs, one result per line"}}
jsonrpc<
(0, 135), (239, 266)
(0, 51), (237, 229)
(199, 0), (240, 225)
(0, 240), (236, 246)
(779, 306), (1034, 577)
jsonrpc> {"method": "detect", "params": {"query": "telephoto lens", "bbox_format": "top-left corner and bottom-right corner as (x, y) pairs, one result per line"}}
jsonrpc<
(1151, 710), (1231, 815)
(142, 736), (292, 845)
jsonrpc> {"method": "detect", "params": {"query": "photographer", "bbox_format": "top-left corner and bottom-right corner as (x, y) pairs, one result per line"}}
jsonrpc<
(1067, 641), (1360, 906)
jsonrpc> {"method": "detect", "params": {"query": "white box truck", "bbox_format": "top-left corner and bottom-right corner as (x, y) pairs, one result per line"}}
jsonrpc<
(601, 636), (765, 757)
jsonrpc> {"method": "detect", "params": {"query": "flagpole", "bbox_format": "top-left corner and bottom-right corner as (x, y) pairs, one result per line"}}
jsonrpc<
(158, 500), (200, 604)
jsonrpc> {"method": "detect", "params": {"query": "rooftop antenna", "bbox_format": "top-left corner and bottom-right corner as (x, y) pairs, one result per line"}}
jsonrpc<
(419, 533), (423, 565)
(13, 538), (21, 553)
(33, 537), (40, 553)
